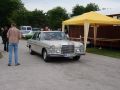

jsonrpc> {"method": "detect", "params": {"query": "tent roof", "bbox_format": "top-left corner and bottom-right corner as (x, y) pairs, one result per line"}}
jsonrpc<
(63, 11), (120, 25)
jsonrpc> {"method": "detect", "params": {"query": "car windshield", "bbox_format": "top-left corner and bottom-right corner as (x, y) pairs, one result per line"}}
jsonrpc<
(21, 27), (26, 30)
(41, 32), (68, 40)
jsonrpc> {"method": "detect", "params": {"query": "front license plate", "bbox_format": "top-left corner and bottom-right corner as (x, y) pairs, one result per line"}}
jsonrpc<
(64, 54), (73, 57)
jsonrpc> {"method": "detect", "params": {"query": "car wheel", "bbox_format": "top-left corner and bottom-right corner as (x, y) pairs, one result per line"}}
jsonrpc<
(43, 50), (49, 62)
(29, 47), (35, 55)
(73, 56), (80, 61)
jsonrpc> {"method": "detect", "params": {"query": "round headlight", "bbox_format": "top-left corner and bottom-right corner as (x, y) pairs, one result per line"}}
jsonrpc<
(50, 45), (55, 49)
(76, 49), (80, 52)
(56, 49), (60, 53)
(80, 45), (84, 52)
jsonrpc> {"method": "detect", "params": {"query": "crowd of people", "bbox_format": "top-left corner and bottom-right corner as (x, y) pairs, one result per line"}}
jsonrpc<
(0, 24), (65, 66)
(0, 26), (9, 51)
(0, 23), (21, 66)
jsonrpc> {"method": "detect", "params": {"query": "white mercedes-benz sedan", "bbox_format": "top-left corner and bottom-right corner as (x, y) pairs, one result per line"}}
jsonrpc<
(27, 31), (85, 62)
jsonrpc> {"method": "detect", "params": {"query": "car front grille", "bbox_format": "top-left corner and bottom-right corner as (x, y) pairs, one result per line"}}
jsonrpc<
(61, 45), (74, 54)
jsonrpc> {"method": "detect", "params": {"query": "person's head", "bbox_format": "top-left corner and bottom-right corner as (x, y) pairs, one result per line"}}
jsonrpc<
(11, 23), (16, 27)
(41, 28), (43, 31)
(45, 26), (49, 31)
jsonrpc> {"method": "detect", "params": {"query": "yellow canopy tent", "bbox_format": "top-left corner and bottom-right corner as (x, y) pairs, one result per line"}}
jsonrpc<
(62, 11), (120, 51)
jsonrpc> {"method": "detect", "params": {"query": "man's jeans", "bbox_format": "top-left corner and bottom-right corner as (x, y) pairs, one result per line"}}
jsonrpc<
(8, 43), (19, 65)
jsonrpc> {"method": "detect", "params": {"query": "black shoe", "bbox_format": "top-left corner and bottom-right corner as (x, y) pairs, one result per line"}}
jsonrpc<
(8, 64), (11, 66)
(15, 63), (20, 66)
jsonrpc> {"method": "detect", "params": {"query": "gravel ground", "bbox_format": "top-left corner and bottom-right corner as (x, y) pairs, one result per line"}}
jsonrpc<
(0, 40), (120, 90)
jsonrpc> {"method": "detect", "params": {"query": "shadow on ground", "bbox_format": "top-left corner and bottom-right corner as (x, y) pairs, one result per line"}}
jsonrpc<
(34, 53), (81, 63)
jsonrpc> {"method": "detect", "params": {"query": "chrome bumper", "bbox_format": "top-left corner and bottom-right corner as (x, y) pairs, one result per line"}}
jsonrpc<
(48, 53), (85, 57)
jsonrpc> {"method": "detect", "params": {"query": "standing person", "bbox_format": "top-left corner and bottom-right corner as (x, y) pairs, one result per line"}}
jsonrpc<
(44, 26), (50, 31)
(7, 23), (21, 66)
(2, 26), (9, 51)
(1, 27), (4, 44)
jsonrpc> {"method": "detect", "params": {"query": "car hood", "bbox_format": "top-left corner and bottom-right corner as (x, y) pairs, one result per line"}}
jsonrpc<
(41, 40), (83, 47)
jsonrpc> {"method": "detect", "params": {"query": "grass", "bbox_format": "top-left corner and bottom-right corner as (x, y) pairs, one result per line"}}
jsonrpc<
(86, 47), (120, 59)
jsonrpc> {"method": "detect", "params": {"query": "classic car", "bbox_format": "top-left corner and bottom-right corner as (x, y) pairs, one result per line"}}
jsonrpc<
(27, 31), (85, 62)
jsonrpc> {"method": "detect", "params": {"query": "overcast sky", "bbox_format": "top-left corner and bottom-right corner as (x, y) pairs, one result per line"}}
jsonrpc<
(22, 0), (120, 13)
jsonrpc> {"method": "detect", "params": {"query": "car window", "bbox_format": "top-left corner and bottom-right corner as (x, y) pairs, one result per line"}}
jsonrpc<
(36, 32), (41, 41)
(27, 27), (32, 30)
(32, 32), (38, 40)
(38, 32), (41, 40)
(21, 27), (26, 30)
(41, 32), (68, 40)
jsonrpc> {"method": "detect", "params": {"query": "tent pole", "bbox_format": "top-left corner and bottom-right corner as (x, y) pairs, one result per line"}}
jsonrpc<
(84, 22), (90, 51)
(93, 25), (97, 47)
(62, 24), (65, 32)
(67, 25), (69, 36)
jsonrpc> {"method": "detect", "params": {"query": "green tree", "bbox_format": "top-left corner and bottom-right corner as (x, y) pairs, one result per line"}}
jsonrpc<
(0, 0), (24, 26)
(71, 3), (99, 17)
(13, 10), (31, 26)
(29, 9), (47, 27)
(12, 9), (47, 28)
(47, 7), (68, 30)
(85, 3), (99, 12)
(11, 7), (29, 26)
(71, 5), (85, 16)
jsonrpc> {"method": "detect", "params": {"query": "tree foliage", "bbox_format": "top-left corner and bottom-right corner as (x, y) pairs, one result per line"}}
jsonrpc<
(72, 3), (99, 17)
(0, 0), (24, 26)
(71, 5), (85, 16)
(13, 9), (47, 28)
(47, 7), (68, 30)
(85, 3), (99, 12)
(0, 1), (100, 29)
(29, 9), (47, 27)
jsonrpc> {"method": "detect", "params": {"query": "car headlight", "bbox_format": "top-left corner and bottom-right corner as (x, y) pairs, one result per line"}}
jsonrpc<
(76, 49), (80, 52)
(48, 46), (61, 54)
(75, 45), (84, 53)
(56, 49), (61, 53)
(80, 45), (84, 52)
(75, 48), (80, 53)
(49, 45), (55, 51)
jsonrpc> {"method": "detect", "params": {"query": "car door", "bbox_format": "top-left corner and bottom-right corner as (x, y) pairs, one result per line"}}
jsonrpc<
(34, 32), (42, 54)
(30, 32), (38, 52)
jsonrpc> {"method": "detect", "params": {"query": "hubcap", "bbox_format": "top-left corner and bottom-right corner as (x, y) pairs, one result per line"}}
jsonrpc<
(29, 48), (31, 53)
(43, 51), (47, 60)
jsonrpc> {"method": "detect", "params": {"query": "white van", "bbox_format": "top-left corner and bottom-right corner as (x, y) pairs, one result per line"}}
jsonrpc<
(20, 26), (32, 37)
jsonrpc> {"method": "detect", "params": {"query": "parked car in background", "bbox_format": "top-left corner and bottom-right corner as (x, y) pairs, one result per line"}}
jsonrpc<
(27, 31), (85, 62)
(32, 28), (40, 31)
(20, 26), (32, 37)
(25, 28), (40, 39)
(22, 31), (34, 39)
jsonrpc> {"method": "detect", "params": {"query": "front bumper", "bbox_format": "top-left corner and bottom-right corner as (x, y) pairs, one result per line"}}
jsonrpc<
(47, 53), (85, 58)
